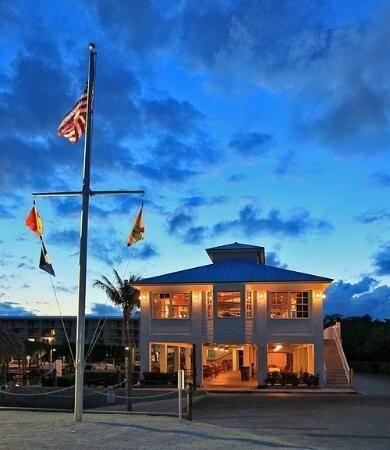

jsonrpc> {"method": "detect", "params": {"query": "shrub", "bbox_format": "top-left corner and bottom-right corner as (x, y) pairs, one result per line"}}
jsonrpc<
(265, 371), (280, 386)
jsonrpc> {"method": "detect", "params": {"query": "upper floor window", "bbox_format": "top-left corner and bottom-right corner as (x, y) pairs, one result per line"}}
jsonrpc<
(217, 291), (241, 318)
(269, 291), (310, 319)
(153, 293), (190, 319)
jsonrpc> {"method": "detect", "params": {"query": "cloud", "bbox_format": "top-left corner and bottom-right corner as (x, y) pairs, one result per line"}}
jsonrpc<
(213, 204), (332, 238)
(0, 301), (36, 316)
(180, 195), (227, 208)
(228, 174), (246, 183)
(89, 302), (122, 317)
(324, 277), (390, 319)
(371, 172), (390, 187)
(47, 229), (79, 248)
(229, 131), (272, 157)
(183, 226), (208, 245)
(356, 210), (390, 224)
(133, 243), (158, 260)
(273, 149), (296, 177)
(0, 204), (15, 219)
(167, 211), (193, 234)
(372, 242), (390, 276)
(266, 251), (287, 268)
(141, 96), (204, 136)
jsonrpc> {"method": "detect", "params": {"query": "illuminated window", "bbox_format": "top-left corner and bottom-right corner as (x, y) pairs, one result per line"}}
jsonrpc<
(207, 292), (213, 318)
(246, 291), (253, 318)
(290, 292), (309, 318)
(153, 293), (189, 319)
(217, 292), (241, 318)
(269, 291), (310, 319)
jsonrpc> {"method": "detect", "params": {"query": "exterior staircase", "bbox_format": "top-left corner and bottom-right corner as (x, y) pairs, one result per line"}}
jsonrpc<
(323, 322), (354, 390)
(323, 339), (350, 388)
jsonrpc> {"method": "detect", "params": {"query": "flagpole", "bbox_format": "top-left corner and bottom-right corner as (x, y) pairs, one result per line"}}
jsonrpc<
(74, 42), (96, 423)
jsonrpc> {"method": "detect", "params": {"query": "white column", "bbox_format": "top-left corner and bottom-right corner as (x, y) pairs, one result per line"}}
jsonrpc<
(160, 344), (167, 373)
(257, 343), (267, 387)
(185, 347), (191, 371)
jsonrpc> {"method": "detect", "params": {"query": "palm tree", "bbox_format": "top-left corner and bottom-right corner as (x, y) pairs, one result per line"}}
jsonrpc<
(0, 328), (24, 384)
(92, 270), (141, 410)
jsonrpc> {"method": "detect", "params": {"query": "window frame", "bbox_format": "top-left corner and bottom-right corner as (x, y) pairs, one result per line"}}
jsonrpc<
(245, 291), (253, 319)
(217, 291), (242, 319)
(152, 292), (190, 319)
(268, 291), (311, 319)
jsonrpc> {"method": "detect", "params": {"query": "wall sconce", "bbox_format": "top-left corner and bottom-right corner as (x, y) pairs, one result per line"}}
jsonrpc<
(140, 294), (147, 301)
(258, 292), (265, 299)
(193, 292), (199, 301)
(315, 292), (321, 299)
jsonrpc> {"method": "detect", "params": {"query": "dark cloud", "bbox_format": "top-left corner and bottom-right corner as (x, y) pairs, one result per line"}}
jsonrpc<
(183, 226), (208, 245)
(372, 242), (390, 276)
(180, 195), (226, 208)
(0, 204), (14, 219)
(213, 204), (332, 238)
(273, 149), (296, 177)
(0, 301), (36, 316)
(324, 277), (390, 319)
(55, 283), (77, 294)
(167, 211), (193, 234)
(91, 0), (177, 56)
(141, 96), (204, 136)
(228, 174), (246, 183)
(266, 251), (287, 268)
(133, 243), (158, 260)
(356, 210), (390, 224)
(229, 132), (272, 157)
(371, 172), (390, 187)
(47, 229), (79, 248)
(89, 302), (121, 317)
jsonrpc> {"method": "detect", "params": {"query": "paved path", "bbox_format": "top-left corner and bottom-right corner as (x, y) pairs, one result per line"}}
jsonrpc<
(193, 391), (390, 449)
(0, 410), (304, 449)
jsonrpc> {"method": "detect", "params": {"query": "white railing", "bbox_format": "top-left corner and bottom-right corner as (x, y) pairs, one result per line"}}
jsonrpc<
(323, 322), (351, 385)
(323, 361), (327, 387)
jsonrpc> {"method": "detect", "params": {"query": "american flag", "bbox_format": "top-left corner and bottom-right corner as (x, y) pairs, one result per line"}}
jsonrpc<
(57, 88), (88, 144)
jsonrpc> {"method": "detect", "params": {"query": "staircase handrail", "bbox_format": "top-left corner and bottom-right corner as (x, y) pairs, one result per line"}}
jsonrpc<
(324, 323), (350, 384)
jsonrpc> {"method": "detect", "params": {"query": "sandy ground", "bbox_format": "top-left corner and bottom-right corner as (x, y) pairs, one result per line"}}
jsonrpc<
(0, 410), (301, 449)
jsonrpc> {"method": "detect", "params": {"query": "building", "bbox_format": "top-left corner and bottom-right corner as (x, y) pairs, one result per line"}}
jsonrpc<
(136, 242), (352, 389)
(0, 316), (139, 349)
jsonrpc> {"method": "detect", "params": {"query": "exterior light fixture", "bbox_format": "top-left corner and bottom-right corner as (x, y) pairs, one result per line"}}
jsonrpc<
(258, 292), (265, 299)
(315, 292), (321, 299)
(140, 294), (147, 301)
(125, 346), (130, 351)
(193, 292), (199, 301)
(322, 294), (326, 299)
(273, 344), (282, 352)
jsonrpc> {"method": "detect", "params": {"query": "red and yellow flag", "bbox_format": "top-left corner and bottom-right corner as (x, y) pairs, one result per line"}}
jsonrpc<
(25, 204), (43, 237)
(127, 205), (145, 246)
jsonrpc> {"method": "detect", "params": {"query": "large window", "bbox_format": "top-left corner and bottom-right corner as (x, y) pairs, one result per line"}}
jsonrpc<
(153, 293), (190, 319)
(246, 291), (253, 318)
(269, 291), (310, 319)
(217, 291), (241, 318)
(207, 292), (213, 318)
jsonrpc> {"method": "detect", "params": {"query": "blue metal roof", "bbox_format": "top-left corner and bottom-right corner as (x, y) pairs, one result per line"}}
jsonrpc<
(137, 259), (332, 285)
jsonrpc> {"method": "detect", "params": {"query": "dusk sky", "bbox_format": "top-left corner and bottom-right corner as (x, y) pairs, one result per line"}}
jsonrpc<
(0, 0), (389, 319)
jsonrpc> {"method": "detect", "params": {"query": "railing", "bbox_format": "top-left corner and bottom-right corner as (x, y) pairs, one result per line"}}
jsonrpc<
(323, 322), (351, 385)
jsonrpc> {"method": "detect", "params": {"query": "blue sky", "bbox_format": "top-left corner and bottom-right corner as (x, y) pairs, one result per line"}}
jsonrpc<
(0, 0), (389, 318)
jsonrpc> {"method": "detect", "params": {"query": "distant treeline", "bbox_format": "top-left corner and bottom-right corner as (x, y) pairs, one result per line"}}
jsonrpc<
(324, 314), (390, 374)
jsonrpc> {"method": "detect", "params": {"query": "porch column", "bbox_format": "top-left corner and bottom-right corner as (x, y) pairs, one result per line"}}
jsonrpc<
(159, 344), (167, 373)
(185, 347), (191, 371)
(140, 340), (150, 376)
(195, 343), (203, 387)
(173, 346), (180, 371)
(314, 340), (324, 388)
(257, 343), (267, 387)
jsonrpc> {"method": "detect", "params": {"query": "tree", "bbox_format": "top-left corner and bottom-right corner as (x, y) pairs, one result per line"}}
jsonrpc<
(92, 270), (141, 410)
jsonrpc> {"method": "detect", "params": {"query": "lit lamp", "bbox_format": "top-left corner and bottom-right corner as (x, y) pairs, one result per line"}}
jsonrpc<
(192, 292), (199, 301)
(314, 292), (322, 299)
(258, 292), (265, 300)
